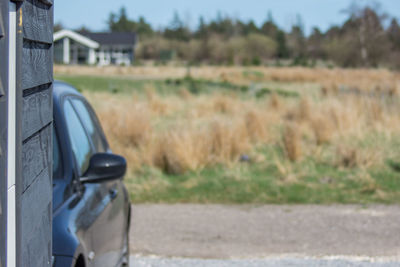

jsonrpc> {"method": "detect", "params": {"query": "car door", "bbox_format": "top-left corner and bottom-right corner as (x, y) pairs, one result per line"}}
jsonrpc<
(69, 97), (126, 267)
(62, 100), (99, 266)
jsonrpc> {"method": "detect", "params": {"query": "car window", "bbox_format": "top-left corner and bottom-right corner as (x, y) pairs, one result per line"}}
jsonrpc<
(64, 100), (93, 175)
(53, 126), (63, 179)
(71, 98), (107, 153)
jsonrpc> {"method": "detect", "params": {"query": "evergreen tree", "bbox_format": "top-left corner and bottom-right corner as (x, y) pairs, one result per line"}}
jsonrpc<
(261, 12), (278, 38)
(107, 7), (153, 36)
(164, 12), (191, 41)
(308, 27), (325, 60)
(276, 30), (289, 59)
(388, 18), (400, 49)
(289, 15), (307, 65)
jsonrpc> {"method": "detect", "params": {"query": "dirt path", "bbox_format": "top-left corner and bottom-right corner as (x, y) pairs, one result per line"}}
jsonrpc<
(130, 204), (400, 259)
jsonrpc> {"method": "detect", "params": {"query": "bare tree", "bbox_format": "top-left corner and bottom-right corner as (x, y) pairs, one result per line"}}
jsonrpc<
(342, 1), (389, 67)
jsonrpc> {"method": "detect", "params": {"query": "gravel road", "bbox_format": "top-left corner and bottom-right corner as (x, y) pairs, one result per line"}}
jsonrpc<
(130, 256), (400, 267)
(129, 204), (400, 266)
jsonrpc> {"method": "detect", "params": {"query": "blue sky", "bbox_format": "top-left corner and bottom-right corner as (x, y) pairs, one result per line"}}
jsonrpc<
(55, 0), (400, 34)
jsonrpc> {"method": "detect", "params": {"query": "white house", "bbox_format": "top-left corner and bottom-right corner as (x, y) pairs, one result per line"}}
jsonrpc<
(53, 30), (137, 66)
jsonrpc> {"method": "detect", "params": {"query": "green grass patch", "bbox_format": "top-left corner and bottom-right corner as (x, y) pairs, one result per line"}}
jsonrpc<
(56, 74), (180, 96)
(56, 74), (298, 99)
(255, 87), (300, 98)
(127, 163), (400, 204)
(127, 144), (400, 204)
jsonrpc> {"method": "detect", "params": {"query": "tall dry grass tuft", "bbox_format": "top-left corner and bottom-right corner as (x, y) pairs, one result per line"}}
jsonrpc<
(153, 128), (210, 174)
(144, 83), (170, 115)
(213, 94), (236, 114)
(245, 111), (268, 142)
(268, 93), (281, 110)
(283, 123), (302, 162)
(311, 116), (334, 145)
(321, 85), (329, 97)
(298, 97), (311, 121)
(97, 104), (153, 171)
(336, 146), (359, 168)
(209, 120), (251, 164)
(117, 107), (152, 147)
(367, 99), (384, 123)
(178, 87), (192, 100)
(99, 105), (152, 148)
(144, 83), (156, 101)
(321, 82), (339, 97)
(151, 120), (252, 174)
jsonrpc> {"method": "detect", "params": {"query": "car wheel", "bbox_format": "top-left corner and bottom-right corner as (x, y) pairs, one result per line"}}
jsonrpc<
(121, 234), (129, 267)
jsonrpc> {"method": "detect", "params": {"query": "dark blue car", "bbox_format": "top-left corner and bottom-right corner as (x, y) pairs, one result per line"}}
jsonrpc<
(52, 81), (131, 267)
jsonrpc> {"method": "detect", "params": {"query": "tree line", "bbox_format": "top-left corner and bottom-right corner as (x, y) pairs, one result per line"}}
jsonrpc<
(59, 2), (400, 68)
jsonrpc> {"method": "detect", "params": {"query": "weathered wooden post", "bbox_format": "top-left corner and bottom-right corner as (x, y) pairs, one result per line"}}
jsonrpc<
(0, 0), (54, 266)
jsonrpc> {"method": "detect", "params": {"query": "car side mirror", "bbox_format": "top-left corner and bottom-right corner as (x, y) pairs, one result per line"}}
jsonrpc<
(80, 153), (127, 183)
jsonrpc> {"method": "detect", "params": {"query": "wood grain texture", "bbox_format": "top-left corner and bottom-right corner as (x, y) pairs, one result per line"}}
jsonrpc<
(22, 86), (52, 140)
(39, 0), (53, 6)
(23, 0), (53, 44)
(22, 125), (51, 193)
(21, 41), (53, 90)
(18, 0), (53, 265)
(20, 168), (52, 267)
(0, 111), (5, 158)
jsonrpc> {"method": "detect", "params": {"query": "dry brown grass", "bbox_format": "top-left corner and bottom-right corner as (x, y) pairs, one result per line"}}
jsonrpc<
(311, 116), (334, 146)
(269, 93), (281, 110)
(283, 123), (302, 162)
(298, 97), (312, 121)
(90, 88), (400, 174)
(79, 66), (400, 175)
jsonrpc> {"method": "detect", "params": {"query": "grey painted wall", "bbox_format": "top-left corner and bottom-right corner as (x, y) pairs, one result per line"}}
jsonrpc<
(0, 0), (53, 266)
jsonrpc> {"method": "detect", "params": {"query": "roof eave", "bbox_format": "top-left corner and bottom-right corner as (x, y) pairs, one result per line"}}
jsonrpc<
(53, 30), (100, 49)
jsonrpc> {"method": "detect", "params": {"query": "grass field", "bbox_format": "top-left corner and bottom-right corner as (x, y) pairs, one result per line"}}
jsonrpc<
(56, 66), (400, 204)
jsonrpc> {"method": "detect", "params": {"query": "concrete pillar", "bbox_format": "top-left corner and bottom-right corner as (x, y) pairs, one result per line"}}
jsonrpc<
(63, 37), (70, 64)
(88, 48), (96, 65)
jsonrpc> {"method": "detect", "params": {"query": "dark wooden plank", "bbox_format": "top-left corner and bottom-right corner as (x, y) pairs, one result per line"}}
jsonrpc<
(20, 169), (52, 267)
(23, 0), (53, 44)
(39, 0), (53, 6)
(0, 77), (4, 98)
(0, 6), (4, 39)
(19, 0), (53, 266)
(0, 115), (5, 158)
(22, 125), (51, 193)
(21, 41), (53, 90)
(22, 86), (52, 140)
